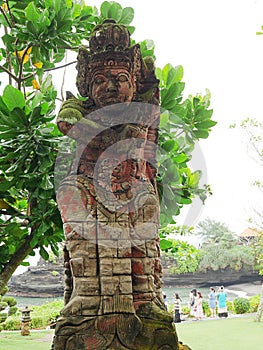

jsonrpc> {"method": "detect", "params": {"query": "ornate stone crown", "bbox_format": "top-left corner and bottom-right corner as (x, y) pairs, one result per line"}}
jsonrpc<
(76, 19), (159, 104)
(76, 20), (144, 99)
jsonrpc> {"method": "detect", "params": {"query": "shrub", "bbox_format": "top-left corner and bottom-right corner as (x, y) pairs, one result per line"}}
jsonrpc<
(2, 296), (17, 307)
(248, 294), (260, 313)
(167, 303), (174, 314)
(8, 306), (18, 316)
(2, 316), (20, 330)
(181, 305), (190, 316)
(233, 297), (250, 314)
(31, 316), (47, 329)
(0, 302), (8, 311)
(202, 301), (211, 317)
(1, 299), (64, 330)
(31, 299), (63, 325)
(226, 300), (234, 312)
(0, 313), (8, 323)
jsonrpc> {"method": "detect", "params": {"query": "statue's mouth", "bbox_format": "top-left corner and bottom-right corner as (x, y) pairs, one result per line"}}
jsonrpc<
(103, 95), (121, 104)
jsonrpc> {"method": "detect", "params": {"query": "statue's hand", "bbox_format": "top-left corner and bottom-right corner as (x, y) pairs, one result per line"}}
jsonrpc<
(57, 96), (87, 125)
(57, 95), (104, 139)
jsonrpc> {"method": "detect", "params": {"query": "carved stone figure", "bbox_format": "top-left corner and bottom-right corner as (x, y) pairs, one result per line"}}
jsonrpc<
(52, 19), (190, 350)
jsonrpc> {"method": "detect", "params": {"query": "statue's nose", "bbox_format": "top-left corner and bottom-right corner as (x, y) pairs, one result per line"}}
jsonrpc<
(106, 79), (117, 92)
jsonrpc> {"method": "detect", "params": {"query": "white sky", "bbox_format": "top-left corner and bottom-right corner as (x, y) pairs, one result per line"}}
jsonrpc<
(84, 0), (263, 234)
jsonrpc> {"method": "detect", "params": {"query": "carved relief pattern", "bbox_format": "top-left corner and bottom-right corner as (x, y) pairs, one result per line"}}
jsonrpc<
(52, 19), (190, 350)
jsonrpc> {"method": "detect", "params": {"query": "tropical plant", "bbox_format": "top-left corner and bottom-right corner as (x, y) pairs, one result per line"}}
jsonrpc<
(233, 297), (250, 314)
(161, 239), (200, 274)
(0, 0), (216, 294)
(197, 242), (255, 273)
(197, 217), (237, 246)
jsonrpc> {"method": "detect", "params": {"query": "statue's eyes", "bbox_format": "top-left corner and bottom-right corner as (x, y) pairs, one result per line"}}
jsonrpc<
(117, 74), (129, 82)
(94, 76), (105, 84)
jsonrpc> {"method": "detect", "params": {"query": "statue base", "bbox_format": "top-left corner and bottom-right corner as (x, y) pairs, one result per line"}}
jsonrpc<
(51, 301), (191, 350)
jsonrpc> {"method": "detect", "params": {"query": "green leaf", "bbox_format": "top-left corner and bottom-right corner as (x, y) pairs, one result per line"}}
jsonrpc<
(25, 2), (40, 23)
(127, 26), (135, 35)
(8, 245), (16, 255)
(38, 221), (51, 235)
(40, 174), (54, 190)
(159, 110), (169, 128)
(193, 130), (209, 139)
(0, 179), (14, 191)
(181, 197), (192, 205)
(174, 153), (188, 163)
(20, 261), (30, 266)
(26, 21), (39, 38)
(195, 120), (217, 129)
(100, 1), (111, 18)
(0, 96), (10, 115)
(44, 0), (53, 8)
(162, 63), (173, 86)
(36, 144), (50, 156)
(108, 2), (122, 22)
(188, 171), (201, 188)
(167, 65), (184, 86)
(10, 108), (28, 126)
(162, 140), (177, 152)
(40, 246), (49, 260)
(161, 82), (185, 106)
(119, 7), (134, 25)
(2, 86), (25, 111)
(160, 239), (173, 250)
(165, 164), (180, 183)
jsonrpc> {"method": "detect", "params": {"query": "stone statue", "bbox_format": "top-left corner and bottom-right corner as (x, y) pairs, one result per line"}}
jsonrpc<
(52, 19), (190, 350)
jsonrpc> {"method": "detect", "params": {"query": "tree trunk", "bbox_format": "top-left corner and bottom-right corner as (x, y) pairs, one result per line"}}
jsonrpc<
(0, 233), (34, 295)
(255, 282), (263, 322)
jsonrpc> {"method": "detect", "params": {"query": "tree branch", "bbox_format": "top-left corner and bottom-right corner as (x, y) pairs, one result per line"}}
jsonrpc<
(44, 60), (77, 72)
(0, 5), (12, 28)
(0, 64), (19, 82)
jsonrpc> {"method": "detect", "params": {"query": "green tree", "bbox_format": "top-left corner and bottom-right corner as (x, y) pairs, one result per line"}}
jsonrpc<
(197, 242), (255, 273)
(0, 0), (97, 294)
(163, 239), (200, 274)
(0, 0), (216, 294)
(197, 217), (237, 246)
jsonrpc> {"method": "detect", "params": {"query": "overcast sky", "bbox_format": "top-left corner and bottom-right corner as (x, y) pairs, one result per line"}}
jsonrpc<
(83, 0), (263, 234)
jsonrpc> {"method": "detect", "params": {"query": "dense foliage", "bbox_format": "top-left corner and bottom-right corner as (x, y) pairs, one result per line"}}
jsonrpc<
(0, 0), (216, 293)
(197, 217), (237, 246)
(162, 219), (259, 275)
(233, 297), (250, 314)
(161, 239), (200, 274)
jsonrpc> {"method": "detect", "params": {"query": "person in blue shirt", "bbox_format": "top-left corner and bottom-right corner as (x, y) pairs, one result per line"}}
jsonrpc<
(217, 286), (228, 318)
(208, 287), (217, 318)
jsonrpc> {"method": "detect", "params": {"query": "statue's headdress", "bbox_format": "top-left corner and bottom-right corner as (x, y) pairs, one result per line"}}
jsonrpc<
(76, 19), (158, 103)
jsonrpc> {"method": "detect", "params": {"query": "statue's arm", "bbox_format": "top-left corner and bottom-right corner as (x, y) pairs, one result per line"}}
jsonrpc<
(57, 96), (103, 141)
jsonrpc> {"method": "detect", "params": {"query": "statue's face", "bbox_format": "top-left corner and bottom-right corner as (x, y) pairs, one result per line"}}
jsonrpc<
(91, 67), (135, 107)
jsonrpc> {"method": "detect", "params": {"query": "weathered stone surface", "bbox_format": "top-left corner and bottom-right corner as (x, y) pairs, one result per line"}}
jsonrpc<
(50, 19), (188, 350)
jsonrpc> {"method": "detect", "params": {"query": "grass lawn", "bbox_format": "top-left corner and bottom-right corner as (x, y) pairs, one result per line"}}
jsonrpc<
(0, 330), (54, 350)
(0, 317), (262, 350)
(176, 316), (263, 350)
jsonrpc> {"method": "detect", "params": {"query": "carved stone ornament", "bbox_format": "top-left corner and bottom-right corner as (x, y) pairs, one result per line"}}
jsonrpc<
(51, 19), (191, 350)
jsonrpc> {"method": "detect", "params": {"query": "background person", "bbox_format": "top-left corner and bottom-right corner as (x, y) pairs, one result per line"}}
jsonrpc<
(195, 291), (204, 320)
(189, 288), (197, 317)
(174, 293), (182, 323)
(208, 287), (217, 318)
(217, 286), (228, 318)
